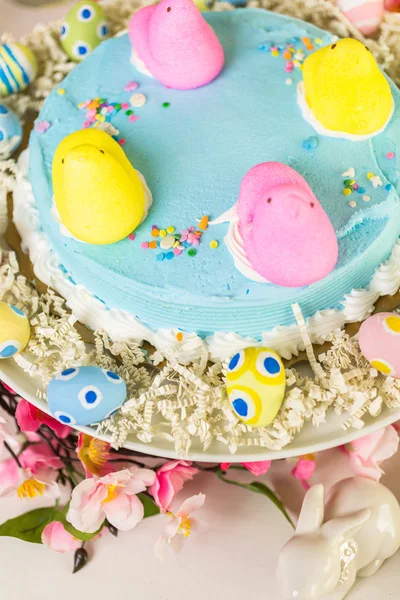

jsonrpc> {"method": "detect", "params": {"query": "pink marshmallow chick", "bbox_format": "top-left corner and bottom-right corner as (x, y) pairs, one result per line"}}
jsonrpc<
(237, 162), (338, 287)
(129, 0), (224, 90)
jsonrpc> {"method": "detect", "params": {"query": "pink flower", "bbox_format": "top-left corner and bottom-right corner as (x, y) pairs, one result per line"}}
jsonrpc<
(67, 467), (156, 533)
(16, 399), (72, 439)
(42, 522), (80, 553)
(0, 458), (20, 495)
(220, 461), (272, 476)
(19, 443), (62, 475)
(149, 460), (199, 511)
(291, 454), (316, 490)
(0, 442), (61, 499)
(155, 493), (206, 561)
(347, 425), (399, 481)
(77, 433), (111, 478)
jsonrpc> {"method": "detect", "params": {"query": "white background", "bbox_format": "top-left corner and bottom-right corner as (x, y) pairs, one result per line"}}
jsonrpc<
(1, 2), (400, 598)
(1, 443), (400, 600)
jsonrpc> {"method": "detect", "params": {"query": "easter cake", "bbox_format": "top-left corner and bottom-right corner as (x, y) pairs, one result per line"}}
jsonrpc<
(13, 4), (400, 366)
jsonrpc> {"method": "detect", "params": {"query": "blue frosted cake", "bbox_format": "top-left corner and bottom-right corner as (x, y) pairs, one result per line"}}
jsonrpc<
(14, 6), (400, 364)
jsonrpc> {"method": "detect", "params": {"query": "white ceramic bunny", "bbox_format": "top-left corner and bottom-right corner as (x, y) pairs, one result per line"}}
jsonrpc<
(277, 477), (400, 599)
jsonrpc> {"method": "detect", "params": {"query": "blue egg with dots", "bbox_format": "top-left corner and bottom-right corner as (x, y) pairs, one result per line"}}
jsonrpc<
(0, 103), (22, 158)
(47, 365), (127, 426)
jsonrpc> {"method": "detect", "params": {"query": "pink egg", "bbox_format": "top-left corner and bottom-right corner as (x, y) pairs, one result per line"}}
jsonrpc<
(359, 312), (400, 378)
(337, 0), (384, 36)
(237, 162), (338, 287)
(129, 0), (224, 90)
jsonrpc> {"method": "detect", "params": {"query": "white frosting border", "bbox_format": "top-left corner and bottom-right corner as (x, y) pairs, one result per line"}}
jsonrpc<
(13, 150), (400, 362)
(130, 48), (154, 79)
(297, 82), (395, 141)
(210, 205), (268, 283)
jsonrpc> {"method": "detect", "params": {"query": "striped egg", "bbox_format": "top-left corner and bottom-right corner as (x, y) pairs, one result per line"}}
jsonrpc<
(226, 347), (286, 428)
(47, 366), (127, 426)
(0, 43), (37, 97)
(0, 104), (22, 158)
(359, 312), (400, 378)
(0, 302), (30, 359)
(337, 0), (384, 35)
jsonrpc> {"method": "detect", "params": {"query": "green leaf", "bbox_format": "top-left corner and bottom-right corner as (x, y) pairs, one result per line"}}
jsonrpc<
(0, 507), (55, 544)
(53, 505), (104, 542)
(138, 493), (160, 518)
(216, 468), (294, 528)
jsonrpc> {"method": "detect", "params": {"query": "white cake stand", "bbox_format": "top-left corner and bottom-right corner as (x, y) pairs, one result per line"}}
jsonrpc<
(1, 357), (399, 462)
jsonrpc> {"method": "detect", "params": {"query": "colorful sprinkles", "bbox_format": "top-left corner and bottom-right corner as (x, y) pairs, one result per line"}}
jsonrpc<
(124, 81), (138, 92)
(257, 35), (325, 74)
(78, 96), (140, 131)
(35, 120), (51, 133)
(141, 216), (216, 261)
(341, 166), (391, 208)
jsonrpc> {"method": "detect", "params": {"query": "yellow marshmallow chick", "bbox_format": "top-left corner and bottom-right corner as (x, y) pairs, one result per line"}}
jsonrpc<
(302, 38), (393, 137)
(52, 129), (147, 244)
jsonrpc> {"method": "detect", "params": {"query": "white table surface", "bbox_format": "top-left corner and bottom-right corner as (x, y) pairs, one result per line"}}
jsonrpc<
(1, 3), (400, 598)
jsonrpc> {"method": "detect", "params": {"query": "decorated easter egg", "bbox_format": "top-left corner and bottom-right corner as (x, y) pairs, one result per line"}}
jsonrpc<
(0, 104), (22, 158)
(61, 1), (109, 62)
(0, 302), (30, 359)
(226, 347), (286, 427)
(52, 128), (148, 244)
(359, 312), (400, 378)
(47, 366), (127, 426)
(0, 43), (37, 97)
(302, 38), (393, 137)
(337, 0), (384, 35)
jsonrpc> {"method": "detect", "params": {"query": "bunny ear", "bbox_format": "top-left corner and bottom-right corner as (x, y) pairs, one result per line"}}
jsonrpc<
(296, 484), (325, 535)
(322, 509), (371, 545)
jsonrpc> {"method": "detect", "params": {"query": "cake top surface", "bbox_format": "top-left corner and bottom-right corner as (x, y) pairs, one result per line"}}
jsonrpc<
(29, 8), (400, 336)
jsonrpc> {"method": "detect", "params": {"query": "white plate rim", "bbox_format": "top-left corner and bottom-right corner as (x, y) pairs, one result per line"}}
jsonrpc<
(2, 360), (400, 462)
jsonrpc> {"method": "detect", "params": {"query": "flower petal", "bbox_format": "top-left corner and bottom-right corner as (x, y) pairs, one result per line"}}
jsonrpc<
(42, 521), (80, 553)
(67, 478), (106, 533)
(242, 461), (271, 476)
(105, 492), (144, 531)
(177, 493), (206, 517)
(133, 468), (157, 486)
(0, 459), (21, 496)
(19, 443), (62, 473)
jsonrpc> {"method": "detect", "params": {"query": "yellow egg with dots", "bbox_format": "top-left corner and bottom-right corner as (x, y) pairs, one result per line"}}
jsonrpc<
(52, 129), (148, 245)
(0, 302), (30, 359)
(302, 38), (393, 137)
(226, 347), (286, 428)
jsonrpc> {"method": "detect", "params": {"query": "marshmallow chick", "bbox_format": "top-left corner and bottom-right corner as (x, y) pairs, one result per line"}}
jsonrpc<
(129, 0), (224, 90)
(301, 38), (393, 138)
(237, 163), (338, 287)
(52, 129), (148, 245)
